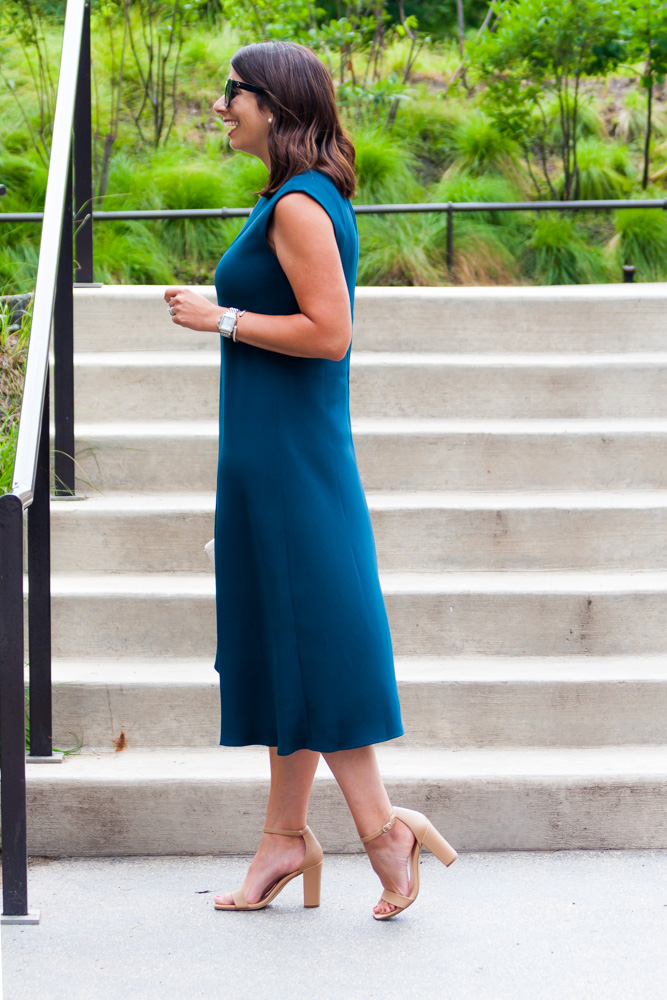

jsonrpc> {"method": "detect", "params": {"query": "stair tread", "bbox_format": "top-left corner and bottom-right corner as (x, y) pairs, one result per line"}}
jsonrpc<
(47, 655), (667, 685)
(71, 350), (667, 366)
(45, 570), (667, 594)
(49, 488), (667, 512)
(25, 744), (667, 781)
(70, 417), (667, 436)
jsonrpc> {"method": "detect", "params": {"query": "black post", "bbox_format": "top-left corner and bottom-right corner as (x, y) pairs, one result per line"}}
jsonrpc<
(447, 203), (454, 277)
(54, 151), (76, 496)
(28, 369), (53, 757)
(622, 265), (635, 283)
(74, 0), (93, 283)
(0, 494), (29, 917)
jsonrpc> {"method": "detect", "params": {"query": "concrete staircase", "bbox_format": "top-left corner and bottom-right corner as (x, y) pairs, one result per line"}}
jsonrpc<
(28, 283), (667, 855)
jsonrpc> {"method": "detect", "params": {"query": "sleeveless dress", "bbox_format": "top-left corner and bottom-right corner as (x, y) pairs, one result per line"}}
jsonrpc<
(213, 167), (404, 756)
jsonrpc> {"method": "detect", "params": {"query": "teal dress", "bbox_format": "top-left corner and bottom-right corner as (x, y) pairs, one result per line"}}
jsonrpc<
(213, 167), (404, 756)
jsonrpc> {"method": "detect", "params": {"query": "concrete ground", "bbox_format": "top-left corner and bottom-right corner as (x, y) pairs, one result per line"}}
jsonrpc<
(3, 850), (666, 1000)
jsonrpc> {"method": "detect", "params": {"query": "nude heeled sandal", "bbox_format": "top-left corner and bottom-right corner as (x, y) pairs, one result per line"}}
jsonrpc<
(361, 805), (458, 920)
(213, 824), (324, 910)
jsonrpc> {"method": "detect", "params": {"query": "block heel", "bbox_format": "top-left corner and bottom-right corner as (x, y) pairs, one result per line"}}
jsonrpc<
(421, 822), (458, 867)
(360, 805), (457, 920)
(214, 824), (324, 911)
(302, 860), (323, 907)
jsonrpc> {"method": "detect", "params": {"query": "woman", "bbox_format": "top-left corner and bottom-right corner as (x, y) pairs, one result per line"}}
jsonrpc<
(164, 40), (457, 920)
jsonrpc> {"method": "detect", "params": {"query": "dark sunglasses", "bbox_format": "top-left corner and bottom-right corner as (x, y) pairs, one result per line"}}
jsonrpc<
(224, 77), (268, 106)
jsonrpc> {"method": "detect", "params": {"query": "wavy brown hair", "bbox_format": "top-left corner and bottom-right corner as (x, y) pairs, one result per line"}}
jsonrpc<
(230, 41), (357, 200)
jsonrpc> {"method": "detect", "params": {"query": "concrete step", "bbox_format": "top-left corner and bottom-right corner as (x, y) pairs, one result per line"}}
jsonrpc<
(72, 283), (667, 353)
(48, 656), (667, 751)
(68, 418), (667, 493)
(49, 490), (667, 573)
(26, 744), (667, 854)
(69, 351), (667, 420)
(46, 571), (667, 658)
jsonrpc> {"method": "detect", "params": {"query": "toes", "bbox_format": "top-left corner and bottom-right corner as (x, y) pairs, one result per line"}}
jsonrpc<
(373, 900), (397, 915)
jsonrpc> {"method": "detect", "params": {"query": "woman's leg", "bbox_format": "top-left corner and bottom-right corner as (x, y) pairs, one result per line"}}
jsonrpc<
(322, 744), (416, 917)
(215, 746), (320, 905)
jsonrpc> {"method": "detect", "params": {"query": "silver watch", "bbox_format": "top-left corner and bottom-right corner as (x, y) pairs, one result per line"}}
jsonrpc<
(218, 307), (239, 339)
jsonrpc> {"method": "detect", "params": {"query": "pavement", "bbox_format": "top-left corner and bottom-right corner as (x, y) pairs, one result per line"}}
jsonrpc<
(2, 850), (667, 1000)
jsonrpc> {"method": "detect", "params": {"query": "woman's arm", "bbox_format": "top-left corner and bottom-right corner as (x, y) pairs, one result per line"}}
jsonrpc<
(164, 192), (353, 362)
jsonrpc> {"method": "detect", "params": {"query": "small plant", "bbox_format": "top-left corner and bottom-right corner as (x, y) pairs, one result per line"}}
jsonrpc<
(607, 206), (667, 280)
(447, 109), (521, 179)
(521, 213), (612, 285)
(24, 687), (83, 756)
(560, 137), (635, 200)
(0, 290), (32, 492)
(350, 122), (423, 202)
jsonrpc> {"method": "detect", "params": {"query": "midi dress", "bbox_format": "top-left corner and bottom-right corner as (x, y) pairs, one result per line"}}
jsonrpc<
(213, 167), (404, 756)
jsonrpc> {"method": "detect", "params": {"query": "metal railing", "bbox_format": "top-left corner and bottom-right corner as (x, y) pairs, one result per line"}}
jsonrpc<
(1, 0), (666, 924)
(0, 0), (90, 923)
(4, 197), (667, 279)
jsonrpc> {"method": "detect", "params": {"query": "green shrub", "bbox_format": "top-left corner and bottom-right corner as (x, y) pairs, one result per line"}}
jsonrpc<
(521, 214), (612, 285)
(608, 208), (667, 280)
(356, 208), (449, 286)
(447, 109), (521, 178)
(350, 124), (423, 203)
(564, 138), (635, 200)
(0, 416), (18, 494)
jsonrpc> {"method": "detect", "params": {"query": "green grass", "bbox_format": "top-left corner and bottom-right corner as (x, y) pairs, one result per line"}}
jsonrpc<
(2, 19), (665, 291)
(569, 137), (636, 200)
(0, 416), (18, 494)
(0, 290), (31, 491)
(521, 214), (613, 285)
(608, 207), (667, 281)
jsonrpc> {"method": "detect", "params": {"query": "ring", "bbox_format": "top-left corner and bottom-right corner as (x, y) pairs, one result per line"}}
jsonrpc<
(169, 306), (175, 316)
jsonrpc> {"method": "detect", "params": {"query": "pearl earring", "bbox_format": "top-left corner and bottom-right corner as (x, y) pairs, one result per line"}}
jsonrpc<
(268, 117), (273, 123)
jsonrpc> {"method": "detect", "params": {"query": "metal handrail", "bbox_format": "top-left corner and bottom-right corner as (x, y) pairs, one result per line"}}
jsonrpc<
(3, 196), (667, 223)
(4, 197), (665, 281)
(10, 0), (84, 505)
(0, 0), (87, 924)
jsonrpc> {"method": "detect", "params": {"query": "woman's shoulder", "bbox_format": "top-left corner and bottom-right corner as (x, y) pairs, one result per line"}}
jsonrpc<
(271, 169), (346, 202)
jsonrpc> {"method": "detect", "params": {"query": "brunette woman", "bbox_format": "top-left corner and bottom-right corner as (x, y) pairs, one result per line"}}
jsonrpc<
(164, 40), (457, 920)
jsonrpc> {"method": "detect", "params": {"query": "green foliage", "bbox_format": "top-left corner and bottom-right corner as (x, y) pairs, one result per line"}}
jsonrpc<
(608, 207), (667, 279)
(621, 0), (667, 187)
(222, 0), (326, 44)
(564, 137), (635, 199)
(387, 96), (463, 174)
(0, 416), (18, 494)
(0, 290), (31, 493)
(469, 0), (626, 199)
(447, 109), (521, 178)
(356, 207), (449, 285)
(350, 123), (422, 202)
(3, 3), (667, 291)
(428, 172), (527, 284)
(521, 214), (613, 284)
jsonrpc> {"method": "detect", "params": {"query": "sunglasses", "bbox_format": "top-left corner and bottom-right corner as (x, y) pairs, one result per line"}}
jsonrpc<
(224, 77), (268, 106)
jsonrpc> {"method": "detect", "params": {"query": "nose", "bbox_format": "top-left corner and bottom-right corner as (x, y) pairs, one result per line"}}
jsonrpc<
(213, 93), (227, 113)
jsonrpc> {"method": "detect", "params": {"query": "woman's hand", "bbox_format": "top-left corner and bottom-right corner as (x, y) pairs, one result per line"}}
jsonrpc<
(164, 287), (221, 332)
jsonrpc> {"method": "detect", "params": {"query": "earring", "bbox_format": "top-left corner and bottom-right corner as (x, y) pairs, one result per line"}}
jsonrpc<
(268, 117), (273, 123)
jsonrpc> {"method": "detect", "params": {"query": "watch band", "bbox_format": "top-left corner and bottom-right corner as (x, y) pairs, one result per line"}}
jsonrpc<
(218, 307), (246, 340)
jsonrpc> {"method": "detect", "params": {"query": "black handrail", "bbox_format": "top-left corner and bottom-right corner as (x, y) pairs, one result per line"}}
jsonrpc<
(0, 0), (89, 923)
(4, 197), (666, 279)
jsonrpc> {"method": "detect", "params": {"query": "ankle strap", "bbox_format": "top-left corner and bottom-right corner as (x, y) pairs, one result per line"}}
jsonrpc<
(360, 810), (396, 844)
(263, 824), (309, 837)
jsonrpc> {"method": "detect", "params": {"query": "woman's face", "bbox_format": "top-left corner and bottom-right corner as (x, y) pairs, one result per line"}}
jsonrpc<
(213, 65), (271, 168)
